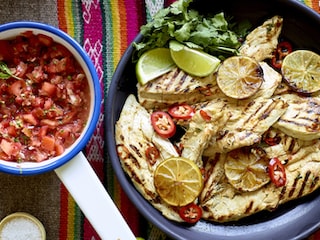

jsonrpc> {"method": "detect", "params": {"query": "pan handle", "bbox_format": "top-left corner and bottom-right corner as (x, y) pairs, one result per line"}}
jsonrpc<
(55, 152), (136, 240)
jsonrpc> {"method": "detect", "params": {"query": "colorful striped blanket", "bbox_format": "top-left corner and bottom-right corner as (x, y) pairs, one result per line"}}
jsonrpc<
(0, 0), (319, 239)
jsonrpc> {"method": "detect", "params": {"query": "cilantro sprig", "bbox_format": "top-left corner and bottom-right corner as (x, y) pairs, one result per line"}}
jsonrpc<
(0, 62), (22, 80)
(133, 0), (251, 61)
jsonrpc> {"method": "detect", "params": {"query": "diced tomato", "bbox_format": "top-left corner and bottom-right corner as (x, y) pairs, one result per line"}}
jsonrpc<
(40, 119), (58, 128)
(41, 82), (56, 96)
(7, 125), (18, 137)
(0, 31), (90, 163)
(15, 61), (28, 78)
(55, 142), (65, 156)
(43, 98), (54, 110)
(179, 203), (202, 224)
(9, 80), (26, 96)
(27, 66), (45, 83)
(41, 135), (56, 152)
(49, 44), (72, 58)
(168, 104), (195, 120)
(37, 34), (53, 46)
(0, 139), (21, 157)
(22, 113), (38, 125)
(39, 125), (49, 137)
(21, 30), (34, 38)
(0, 40), (13, 61)
(46, 58), (68, 73)
(151, 111), (176, 138)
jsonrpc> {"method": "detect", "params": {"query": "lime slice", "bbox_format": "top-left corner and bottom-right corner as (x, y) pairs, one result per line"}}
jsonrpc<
(281, 50), (320, 94)
(216, 56), (263, 99)
(136, 48), (176, 85)
(169, 40), (220, 77)
(224, 148), (270, 192)
(154, 157), (203, 206)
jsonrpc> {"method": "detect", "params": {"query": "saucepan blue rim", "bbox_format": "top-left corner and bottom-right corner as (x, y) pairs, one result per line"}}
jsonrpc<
(0, 21), (101, 175)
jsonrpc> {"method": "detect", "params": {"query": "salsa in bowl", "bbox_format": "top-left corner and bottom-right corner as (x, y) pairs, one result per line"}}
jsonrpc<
(0, 21), (101, 175)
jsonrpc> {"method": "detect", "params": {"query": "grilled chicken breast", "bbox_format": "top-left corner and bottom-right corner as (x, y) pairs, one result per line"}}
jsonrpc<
(204, 96), (287, 154)
(116, 14), (320, 224)
(201, 129), (320, 222)
(137, 67), (221, 109)
(239, 15), (283, 61)
(273, 94), (320, 140)
(115, 94), (182, 221)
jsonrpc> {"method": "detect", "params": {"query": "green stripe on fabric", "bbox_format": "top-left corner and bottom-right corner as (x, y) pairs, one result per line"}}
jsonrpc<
(100, 0), (116, 199)
(70, 1), (85, 239)
(73, 0), (84, 46)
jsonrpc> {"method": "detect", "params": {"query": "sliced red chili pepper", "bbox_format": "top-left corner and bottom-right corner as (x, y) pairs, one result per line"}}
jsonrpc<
(264, 136), (281, 146)
(277, 41), (293, 57)
(145, 146), (159, 165)
(179, 203), (202, 224)
(199, 110), (211, 121)
(268, 157), (286, 187)
(271, 41), (293, 69)
(168, 104), (195, 120)
(151, 111), (176, 138)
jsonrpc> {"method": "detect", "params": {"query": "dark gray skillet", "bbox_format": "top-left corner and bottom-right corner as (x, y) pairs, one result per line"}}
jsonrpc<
(106, 0), (320, 239)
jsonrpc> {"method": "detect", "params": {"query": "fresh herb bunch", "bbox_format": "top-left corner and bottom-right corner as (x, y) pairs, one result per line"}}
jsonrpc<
(133, 0), (251, 62)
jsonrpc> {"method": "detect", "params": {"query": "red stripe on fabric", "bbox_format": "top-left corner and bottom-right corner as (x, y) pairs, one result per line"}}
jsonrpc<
(165, 0), (176, 7)
(81, 1), (104, 239)
(311, 0), (320, 13)
(124, 0), (146, 45)
(120, 188), (141, 236)
(118, 0), (128, 53)
(59, 185), (69, 239)
(57, 0), (68, 32)
(57, 1), (69, 239)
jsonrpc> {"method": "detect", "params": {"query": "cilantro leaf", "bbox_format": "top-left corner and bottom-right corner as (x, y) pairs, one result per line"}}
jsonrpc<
(132, 0), (251, 62)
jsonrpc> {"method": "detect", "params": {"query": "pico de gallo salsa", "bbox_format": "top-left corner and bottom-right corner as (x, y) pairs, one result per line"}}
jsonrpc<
(0, 31), (90, 163)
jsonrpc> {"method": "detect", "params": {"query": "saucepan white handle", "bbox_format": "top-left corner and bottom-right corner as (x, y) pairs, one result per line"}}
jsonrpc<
(55, 152), (136, 240)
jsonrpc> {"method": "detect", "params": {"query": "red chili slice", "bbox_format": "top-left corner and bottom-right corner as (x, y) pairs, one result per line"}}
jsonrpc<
(151, 111), (176, 138)
(271, 41), (293, 69)
(268, 157), (286, 187)
(145, 146), (159, 165)
(168, 104), (195, 120)
(179, 203), (202, 224)
(199, 110), (211, 121)
(264, 136), (281, 146)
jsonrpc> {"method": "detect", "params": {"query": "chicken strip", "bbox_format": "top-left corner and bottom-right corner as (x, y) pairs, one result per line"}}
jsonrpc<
(239, 15), (283, 61)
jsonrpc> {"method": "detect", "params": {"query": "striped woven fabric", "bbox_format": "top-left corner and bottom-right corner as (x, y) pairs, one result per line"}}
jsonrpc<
(55, 1), (320, 239)
(0, 1), (317, 240)
(55, 0), (320, 239)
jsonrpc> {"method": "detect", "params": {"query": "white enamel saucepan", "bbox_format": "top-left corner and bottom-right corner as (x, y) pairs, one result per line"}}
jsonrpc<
(0, 21), (135, 240)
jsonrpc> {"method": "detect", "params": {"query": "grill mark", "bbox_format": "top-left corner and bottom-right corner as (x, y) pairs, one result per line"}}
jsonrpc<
(245, 201), (254, 214)
(279, 185), (286, 201)
(124, 161), (142, 184)
(242, 100), (265, 127)
(288, 176), (299, 198)
(287, 137), (296, 152)
(298, 170), (311, 197)
(311, 176), (319, 189)
(129, 144), (143, 158)
(258, 99), (281, 121)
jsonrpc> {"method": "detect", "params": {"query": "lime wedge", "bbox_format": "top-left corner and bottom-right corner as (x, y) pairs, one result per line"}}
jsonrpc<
(169, 40), (221, 77)
(136, 48), (176, 85)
